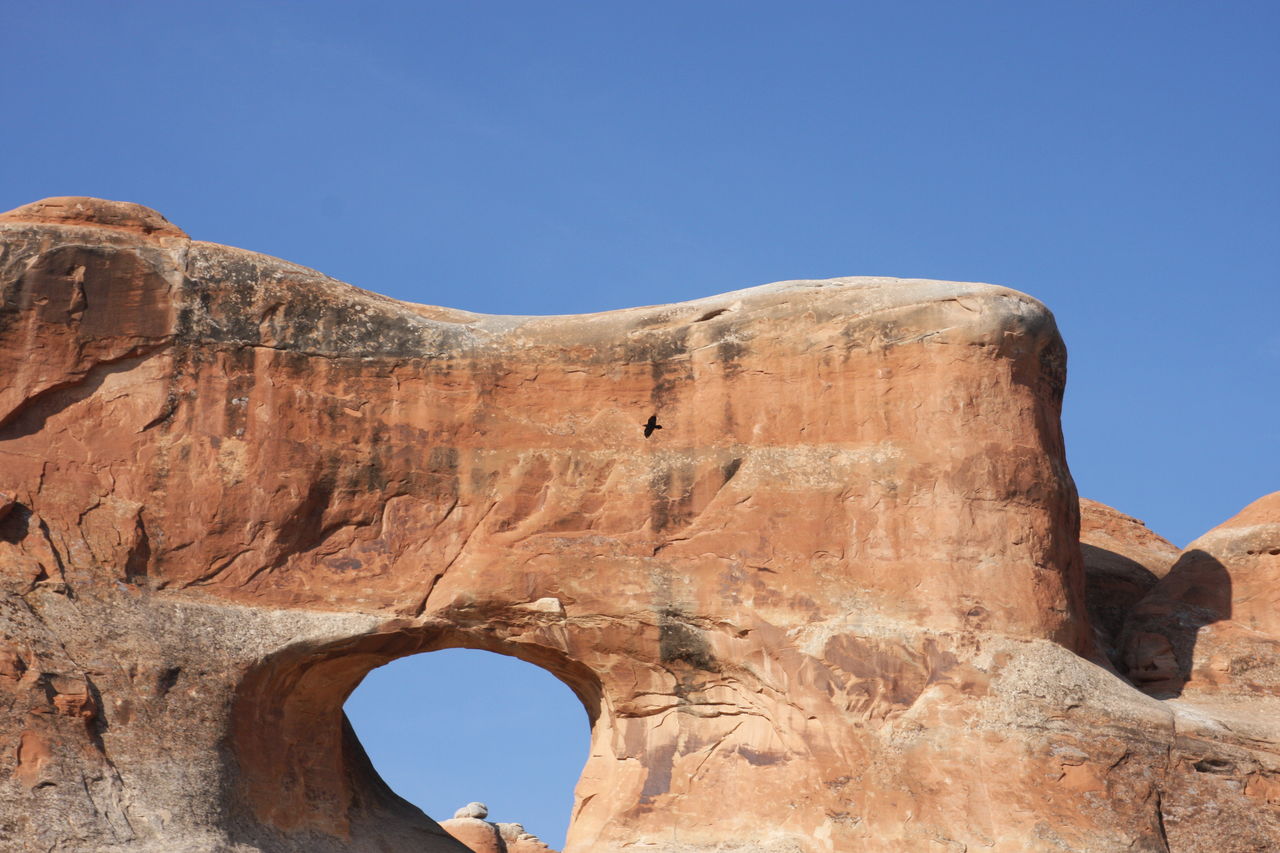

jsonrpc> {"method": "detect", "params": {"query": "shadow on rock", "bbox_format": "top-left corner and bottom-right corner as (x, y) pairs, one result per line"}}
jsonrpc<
(1119, 549), (1231, 697)
(1081, 542), (1162, 670)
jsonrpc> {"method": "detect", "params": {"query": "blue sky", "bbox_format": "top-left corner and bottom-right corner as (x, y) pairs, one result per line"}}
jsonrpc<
(5, 2), (1277, 846)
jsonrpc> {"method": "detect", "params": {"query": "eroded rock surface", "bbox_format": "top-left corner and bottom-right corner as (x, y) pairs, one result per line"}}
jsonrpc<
(0, 198), (1276, 851)
(439, 817), (502, 853)
(438, 803), (554, 853)
(1123, 492), (1280, 697)
(1080, 498), (1180, 666)
(496, 822), (553, 853)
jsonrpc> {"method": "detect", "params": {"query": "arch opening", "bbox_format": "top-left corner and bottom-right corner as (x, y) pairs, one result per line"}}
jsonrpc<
(345, 647), (590, 849)
(228, 623), (603, 852)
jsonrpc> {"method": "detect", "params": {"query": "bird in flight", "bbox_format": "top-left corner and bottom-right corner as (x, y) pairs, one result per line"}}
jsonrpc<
(643, 414), (662, 438)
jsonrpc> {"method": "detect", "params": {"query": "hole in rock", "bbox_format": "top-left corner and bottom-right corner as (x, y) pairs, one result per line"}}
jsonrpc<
(1192, 757), (1235, 774)
(344, 648), (590, 849)
(693, 306), (730, 323)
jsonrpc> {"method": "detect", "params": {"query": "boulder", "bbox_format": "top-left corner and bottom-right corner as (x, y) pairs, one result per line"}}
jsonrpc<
(498, 822), (553, 851)
(439, 811), (555, 853)
(439, 816), (503, 853)
(454, 801), (490, 820)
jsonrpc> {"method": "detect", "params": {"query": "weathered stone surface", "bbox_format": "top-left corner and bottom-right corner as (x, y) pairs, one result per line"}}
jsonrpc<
(498, 822), (553, 852)
(0, 196), (187, 238)
(0, 198), (1275, 852)
(454, 802), (490, 820)
(439, 808), (555, 853)
(1113, 494), (1280, 851)
(1123, 492), (1280, 697)
(1080, 498), (1180, 666)
(439, 816), (502, 853)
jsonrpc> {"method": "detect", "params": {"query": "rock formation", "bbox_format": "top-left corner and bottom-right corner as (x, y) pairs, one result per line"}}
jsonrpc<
(1122, 492), (1280, 697)
(454, 802), (490, 821)
(439, 802), (502, 853)
(1079, 499), (1180, 666)
(496, 822), (554, 853)
(438, 803), (554, 852)
(0, 197), (1276, 851)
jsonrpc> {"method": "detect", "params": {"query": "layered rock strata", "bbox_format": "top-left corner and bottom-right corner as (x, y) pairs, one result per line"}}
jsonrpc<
(0, 198), (1276, 852)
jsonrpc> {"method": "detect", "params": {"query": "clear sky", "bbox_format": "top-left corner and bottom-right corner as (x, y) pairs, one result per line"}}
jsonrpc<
(5, 2), (1277, 847)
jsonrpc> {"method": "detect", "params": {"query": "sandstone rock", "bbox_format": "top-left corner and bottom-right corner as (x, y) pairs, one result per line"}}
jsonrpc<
(0, 196), (187, 238)
(498, 822), (553, 851)
(514, 597), (565, 615)
(439, 811), (555, 853)
(1108, 494), (1280, 851)
(1080, 498), (1181, 581)
(0, 197), (1275, 851)
(1079, 498), (1180, 666)
(455, 801), (490, 820)
(1123, 491), (1280, 697)
(439, 816), (503, 853)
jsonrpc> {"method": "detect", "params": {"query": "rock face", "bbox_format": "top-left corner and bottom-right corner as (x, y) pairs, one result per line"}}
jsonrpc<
(1079, 498), (1180, 666)
(1122, 492), (1280, 697)
(0, 197), (1276, 852)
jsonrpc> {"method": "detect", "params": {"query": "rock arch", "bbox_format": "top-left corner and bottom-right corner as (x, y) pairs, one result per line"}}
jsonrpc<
(233, 618), (599, 848)
(1, 198), (1277, 852)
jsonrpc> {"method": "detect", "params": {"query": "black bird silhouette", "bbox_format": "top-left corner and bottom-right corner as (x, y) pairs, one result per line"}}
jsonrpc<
(643, 414), (662, 438)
